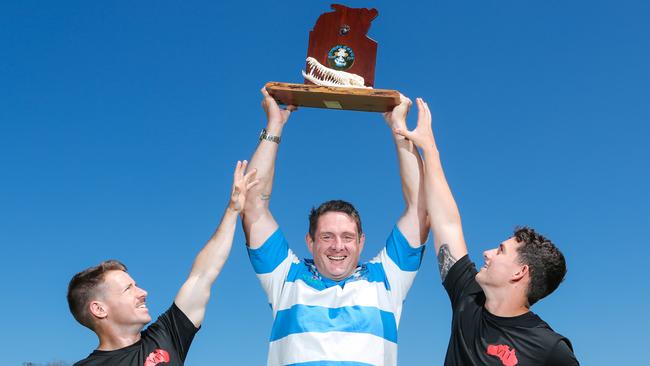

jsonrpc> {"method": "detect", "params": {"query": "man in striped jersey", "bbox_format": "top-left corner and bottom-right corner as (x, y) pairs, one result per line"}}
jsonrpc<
(241, 88), (428, 366)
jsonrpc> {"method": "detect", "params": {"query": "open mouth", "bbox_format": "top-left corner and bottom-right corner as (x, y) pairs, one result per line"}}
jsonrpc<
(301, 57), (368, 88)
(327, 255), (347, 262)
(137, 303), (147, 309)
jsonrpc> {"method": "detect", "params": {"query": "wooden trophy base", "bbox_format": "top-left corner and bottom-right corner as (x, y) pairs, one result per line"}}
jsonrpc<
(264, 82), (400, 113)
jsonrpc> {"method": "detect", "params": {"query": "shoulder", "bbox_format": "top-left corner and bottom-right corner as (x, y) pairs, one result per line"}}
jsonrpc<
(145, 303), (199, 339)
(247, 228), (296, 274)
(381, 225), (425, 272)
(546, 338), (579, 365)
(525, 313), (578, 363)
(443, 255), (478, 290)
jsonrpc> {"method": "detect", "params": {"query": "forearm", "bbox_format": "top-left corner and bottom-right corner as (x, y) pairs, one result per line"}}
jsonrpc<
(189, 207), (238, 279)
(175, 207), (238, 326)
(245, 124), (284, 209)
(242, 120), (284, 247)
(421, 147), (466, 256)
(393, 134), (428, 246)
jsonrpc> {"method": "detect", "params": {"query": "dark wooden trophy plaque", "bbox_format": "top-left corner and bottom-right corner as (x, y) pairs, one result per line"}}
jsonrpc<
(265, 4), (400, 112)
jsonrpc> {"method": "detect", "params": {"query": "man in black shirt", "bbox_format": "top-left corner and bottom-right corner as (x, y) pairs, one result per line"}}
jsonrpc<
(67, 161), (258, 366)
(394, 98), (579, 365)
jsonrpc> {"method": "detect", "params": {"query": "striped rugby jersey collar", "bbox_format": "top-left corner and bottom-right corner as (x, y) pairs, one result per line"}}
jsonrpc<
(304, 258), (368, 288)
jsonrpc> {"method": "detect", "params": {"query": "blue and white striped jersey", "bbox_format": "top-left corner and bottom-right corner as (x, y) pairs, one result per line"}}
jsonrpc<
(247, 226), (424, 366)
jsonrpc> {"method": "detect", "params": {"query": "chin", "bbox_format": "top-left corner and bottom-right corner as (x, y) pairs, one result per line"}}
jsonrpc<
(475, 272), (485, 284)
(140, 314), (152, 324)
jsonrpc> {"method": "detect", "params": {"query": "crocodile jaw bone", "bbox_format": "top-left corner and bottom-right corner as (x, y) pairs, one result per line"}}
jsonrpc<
(302, 57), (370, 88)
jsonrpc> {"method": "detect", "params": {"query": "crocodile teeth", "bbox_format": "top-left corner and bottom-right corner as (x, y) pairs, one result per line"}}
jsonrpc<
(302, 57), (370, 88)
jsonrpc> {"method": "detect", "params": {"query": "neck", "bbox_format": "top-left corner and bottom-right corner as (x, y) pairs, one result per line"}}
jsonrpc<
(482, 287), (530, 317)
(96, 325), (143, 351)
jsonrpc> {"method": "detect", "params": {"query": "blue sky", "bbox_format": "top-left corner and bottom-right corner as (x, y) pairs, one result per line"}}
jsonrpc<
(1, 1), (649, 364)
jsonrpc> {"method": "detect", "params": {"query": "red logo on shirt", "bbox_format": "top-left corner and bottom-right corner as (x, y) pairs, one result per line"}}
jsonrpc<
(487, 344), (518, 366)
(144, 349), (170, 366)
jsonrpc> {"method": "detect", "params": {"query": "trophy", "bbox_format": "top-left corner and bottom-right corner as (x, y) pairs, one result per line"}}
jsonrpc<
(265, 4), (400, 112)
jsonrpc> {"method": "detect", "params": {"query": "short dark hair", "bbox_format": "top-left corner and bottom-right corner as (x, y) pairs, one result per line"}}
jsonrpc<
(308, 200), (362, 240)
(513, 227), (567, 306)
(67, 260), (127, 330)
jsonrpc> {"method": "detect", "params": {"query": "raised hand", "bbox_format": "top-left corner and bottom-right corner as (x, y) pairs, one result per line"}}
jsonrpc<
(261, 87), (297, 126)
(393, 98), (437, 152)
(383, 94), (412, 133)
(229, 160), (259, 213)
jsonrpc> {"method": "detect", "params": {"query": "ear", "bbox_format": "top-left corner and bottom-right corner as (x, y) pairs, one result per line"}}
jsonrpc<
(511, 264), (529, 283)
(89, 300), (108, 320)
(305, 233), (314, 254)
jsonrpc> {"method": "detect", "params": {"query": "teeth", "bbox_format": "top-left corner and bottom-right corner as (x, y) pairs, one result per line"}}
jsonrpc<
(327, 256), (346, 261)
(302, 57), (369, 88)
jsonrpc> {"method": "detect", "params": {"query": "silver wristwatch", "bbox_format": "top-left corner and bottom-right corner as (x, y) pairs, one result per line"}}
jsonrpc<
(259, 128), (281, 144)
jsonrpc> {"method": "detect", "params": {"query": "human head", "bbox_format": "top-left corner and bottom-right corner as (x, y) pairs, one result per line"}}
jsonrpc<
(513, 226), (567, 306)
(67, 260), (151, 331)
(306, 200), (365, 281)
(476, 227), (567, 307)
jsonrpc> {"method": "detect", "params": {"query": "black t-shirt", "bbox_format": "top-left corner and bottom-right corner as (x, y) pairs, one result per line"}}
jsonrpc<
(74, 303), (199, 366)
(442, 255), (579, 366)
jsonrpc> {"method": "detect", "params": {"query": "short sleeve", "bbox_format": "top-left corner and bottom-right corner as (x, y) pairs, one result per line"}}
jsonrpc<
(148, 303), (199, 362)
(247, 228), (299, 311)
(371, 226), (425, 314)
(546, 339), (579, 366)
(442, 255), (482, 308)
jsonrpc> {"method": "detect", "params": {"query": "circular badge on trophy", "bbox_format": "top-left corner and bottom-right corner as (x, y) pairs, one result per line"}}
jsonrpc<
(327, 45), (355, 71)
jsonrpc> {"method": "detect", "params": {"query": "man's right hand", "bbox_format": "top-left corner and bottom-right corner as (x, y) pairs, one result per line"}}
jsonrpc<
(394, 98), (437, 153)
(383, 94), (412, 134)
(261, 87), (297, 127)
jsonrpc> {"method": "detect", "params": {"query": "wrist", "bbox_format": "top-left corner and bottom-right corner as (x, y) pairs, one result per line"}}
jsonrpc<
(422, 145), (439, 156)
(264, 122), (284, 134)
(259, 128), (281, 144)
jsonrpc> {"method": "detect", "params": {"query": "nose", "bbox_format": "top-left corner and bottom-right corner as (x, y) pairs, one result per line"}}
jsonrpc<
(483, 248), (495, 260)
(137, 286), (148, 298)
(332, 237), (345, 251)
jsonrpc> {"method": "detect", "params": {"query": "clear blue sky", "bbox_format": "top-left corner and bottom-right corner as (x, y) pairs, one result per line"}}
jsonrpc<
(1, 1), (649, 365)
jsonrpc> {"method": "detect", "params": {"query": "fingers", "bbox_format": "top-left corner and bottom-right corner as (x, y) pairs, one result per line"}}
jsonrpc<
(243, 167), (257, 184)
(233, 160), (243, 179)
(246, 178), (260, 191)
(399, 94), (412, 108)
(416, 98), (431, 127)
(285, 105), (298, 112)
(233, 160), (251, 188)
(393, 127), (413, 140)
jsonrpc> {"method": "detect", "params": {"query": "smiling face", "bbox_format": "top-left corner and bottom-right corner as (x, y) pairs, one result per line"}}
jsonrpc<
(95, 270), (151, 328)
(306, 211), (365, 281)
(475, 237), (526, 289)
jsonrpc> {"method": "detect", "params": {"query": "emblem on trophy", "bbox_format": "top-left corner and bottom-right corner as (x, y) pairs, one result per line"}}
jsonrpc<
(265, 4), (400, 112)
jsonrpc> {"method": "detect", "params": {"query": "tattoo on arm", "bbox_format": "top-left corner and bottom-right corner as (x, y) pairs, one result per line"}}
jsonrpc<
(259, 193), (271, 201)
(437, 244), (457, 281)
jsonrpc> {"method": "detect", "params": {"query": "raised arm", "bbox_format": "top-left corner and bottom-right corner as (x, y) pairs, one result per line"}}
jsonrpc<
(241, 88), (296, 249)
(383, 95), (428, 247)
(394, 99), (468, 280)
(174, 161), (258, 327)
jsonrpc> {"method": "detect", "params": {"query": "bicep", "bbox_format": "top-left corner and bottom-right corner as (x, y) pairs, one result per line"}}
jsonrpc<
(396, 209), (427, 248)
(243, 210), (279, 249)
(174, 275), (209, 328)
(434, 227), (467, 281)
